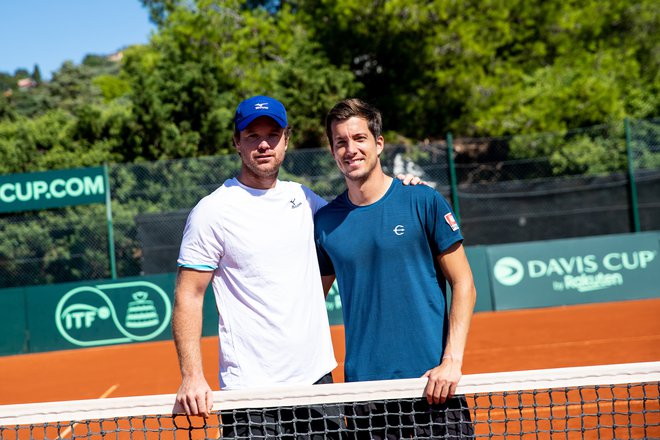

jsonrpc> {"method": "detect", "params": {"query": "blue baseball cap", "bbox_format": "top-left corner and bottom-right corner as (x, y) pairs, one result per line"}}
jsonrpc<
(234, 95), (288, 131)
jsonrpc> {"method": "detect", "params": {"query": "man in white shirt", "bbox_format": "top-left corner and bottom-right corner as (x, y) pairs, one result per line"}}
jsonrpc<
(173, 95), (339, 438)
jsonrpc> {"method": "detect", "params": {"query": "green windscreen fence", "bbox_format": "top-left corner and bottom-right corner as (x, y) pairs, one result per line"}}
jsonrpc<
(2, 232), (659, 355)
(0, 274), (215, 355)
(487, 232), (660, 310)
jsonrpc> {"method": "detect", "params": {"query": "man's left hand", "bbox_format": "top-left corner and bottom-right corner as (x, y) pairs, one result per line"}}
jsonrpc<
(421, 356), (462, 405)
(396, 173), (425, 186)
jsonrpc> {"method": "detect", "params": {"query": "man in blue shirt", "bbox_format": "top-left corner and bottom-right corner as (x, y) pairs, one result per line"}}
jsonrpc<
(315, 98), (477, 438)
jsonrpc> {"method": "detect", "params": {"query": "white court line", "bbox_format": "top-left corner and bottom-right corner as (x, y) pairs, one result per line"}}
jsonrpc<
(58, 384), (119, 439)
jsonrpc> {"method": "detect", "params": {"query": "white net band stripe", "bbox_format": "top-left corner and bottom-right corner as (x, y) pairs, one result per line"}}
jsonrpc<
(1, 361), (658, 426)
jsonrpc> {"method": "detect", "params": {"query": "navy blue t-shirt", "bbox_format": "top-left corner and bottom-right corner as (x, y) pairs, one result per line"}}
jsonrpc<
(314, 179), (463, 382)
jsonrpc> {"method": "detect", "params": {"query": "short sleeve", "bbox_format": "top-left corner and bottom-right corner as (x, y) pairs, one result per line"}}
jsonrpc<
(177, 201), (224, 270)
(426, 190), (463, 255)
(314, 215), (335, 276)
(303, 186), (329, 215)
(315, 240), (335, 276)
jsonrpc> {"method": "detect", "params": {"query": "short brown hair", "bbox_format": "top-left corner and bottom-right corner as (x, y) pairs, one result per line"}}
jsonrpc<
(325, 98), (382, 148)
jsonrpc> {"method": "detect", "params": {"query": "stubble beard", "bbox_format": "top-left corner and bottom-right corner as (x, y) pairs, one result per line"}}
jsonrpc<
(243, 157), (282, 180)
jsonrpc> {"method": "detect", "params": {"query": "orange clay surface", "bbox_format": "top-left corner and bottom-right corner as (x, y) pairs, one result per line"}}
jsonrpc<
(0, 298), (658, 405)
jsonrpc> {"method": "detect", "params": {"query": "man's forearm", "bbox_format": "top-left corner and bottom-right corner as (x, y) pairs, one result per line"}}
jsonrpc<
(443, 279), (476, 361)
(172, 289), (206, 379)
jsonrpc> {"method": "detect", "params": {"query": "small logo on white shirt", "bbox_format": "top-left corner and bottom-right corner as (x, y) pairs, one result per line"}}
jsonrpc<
(255, 103), (269, 110)
(290, 198), (302, 209)
(393, 225), (405, 236)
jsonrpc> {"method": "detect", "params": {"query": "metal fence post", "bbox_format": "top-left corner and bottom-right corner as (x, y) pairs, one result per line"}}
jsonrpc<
(104, 164), (118, 279)
(624, 118), (641, 233)
(446, 132), (461, 222)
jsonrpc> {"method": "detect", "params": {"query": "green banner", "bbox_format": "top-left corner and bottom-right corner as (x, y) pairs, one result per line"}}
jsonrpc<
(0, 166), (106, 213)
(465, 246), (494, 312)
(487, 232), (660, 310)
(0, 288), (27, 355)
(24, 274), (217, 353)
(5, 271), (344, 354)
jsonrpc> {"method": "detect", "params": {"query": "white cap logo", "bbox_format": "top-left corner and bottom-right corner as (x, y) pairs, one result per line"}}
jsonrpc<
(493, 257), (525, 286)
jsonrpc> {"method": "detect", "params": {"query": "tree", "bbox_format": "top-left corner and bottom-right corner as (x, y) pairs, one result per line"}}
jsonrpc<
(296, 0), (659, 140)
(140, 0), (180, 26)
(14, 68), (29, 79)
(122, 0), (358, 160)
(32, 64), (42, 84)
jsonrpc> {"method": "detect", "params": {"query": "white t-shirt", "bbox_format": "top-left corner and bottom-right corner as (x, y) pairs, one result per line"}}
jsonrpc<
(178, 178), (336, 390)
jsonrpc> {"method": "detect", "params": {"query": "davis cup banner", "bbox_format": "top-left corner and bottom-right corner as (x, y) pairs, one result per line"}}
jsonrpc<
(19, 274), (216, 353)
(1, 273), (345, 354)
(0, 166), (106, 213)
(487, 232), (660, 310)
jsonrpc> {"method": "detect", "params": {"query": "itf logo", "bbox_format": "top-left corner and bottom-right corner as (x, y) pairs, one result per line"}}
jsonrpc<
(493, 257), (525, 286)
(55, 281), (172, 347)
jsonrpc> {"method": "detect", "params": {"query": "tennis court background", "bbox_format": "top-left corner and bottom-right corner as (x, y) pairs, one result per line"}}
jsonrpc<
(0, 297), (658, 405)
(1, 118), (659, 406)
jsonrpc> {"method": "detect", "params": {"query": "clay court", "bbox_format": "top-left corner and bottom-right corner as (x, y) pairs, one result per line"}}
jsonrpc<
(1, 297), (658, 406)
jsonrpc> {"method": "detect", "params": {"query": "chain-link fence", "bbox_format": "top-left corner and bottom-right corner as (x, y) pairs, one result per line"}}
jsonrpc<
(628, 117), (660, 232)
(1, 118), (658, 289)
(452, 120), (653, 244)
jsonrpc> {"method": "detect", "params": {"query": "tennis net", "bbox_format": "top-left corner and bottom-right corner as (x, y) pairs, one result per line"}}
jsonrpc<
(1, 361), (658, 439)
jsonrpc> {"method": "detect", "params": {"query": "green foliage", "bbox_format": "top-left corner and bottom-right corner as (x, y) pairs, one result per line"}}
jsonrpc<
(508, 123), (628, 176)
(0, 206), (112, 287)
(0, 94), (17, 121)
(1, 0), (659, 287)
(0, 107), (124, 174)
(1, 0), (657, 170)
(630, 118), (660, 170)
(32, 65), (42, 84)
(140, 0), (181, 26)
(48, 61), (106, 112)
(0, 72), (15, 91)
(0, 111), (73, 173)
(549, 135), (626, 176)
(272, 27), (361, 148)
(297, 0), (659, 140)
(119, 0), (359, 160)
(93, 75), (130, 102)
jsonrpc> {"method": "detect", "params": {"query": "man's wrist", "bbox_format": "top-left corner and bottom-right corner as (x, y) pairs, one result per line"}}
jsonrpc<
(442, 353), (463, 363)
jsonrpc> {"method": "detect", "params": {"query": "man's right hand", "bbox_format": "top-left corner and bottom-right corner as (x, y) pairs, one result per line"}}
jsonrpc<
(175, 376), (214, 417)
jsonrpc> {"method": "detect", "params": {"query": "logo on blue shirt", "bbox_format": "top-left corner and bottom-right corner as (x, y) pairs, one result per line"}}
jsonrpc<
(393, 225), (405, 235)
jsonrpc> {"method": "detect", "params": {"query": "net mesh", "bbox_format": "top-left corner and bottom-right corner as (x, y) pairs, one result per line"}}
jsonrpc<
(1, 362), (658, 439)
